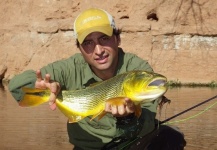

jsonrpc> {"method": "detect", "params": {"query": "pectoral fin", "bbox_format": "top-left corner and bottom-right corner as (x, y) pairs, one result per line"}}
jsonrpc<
(106, 97), (126, 105)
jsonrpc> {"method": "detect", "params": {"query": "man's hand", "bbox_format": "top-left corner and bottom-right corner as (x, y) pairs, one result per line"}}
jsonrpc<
(105, 97), (135, 117)
(35, 70), (60, 110)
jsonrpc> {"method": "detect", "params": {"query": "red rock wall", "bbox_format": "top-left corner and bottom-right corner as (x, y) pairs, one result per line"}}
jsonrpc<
(1, 0), (217, 83)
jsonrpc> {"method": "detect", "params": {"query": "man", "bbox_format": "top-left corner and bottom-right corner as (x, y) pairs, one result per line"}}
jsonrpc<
(9, 8), (186, 150)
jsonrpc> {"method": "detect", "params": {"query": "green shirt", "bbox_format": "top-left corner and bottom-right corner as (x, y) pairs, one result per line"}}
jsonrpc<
(9, 48), (158, 150)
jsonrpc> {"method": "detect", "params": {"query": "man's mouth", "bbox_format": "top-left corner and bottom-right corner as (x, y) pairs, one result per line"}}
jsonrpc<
(95, 55), (108, 64)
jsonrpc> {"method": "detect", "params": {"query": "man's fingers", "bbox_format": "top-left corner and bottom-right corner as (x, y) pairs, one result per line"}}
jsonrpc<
(49, 92), (57, 110)
(111, 105), (127, 116)
(111, 105), (118, 115)
(105, 98), (135, 117)
(36, 70), (42, 82)
(35, 70), (59, 111)
(105, 103), (112, 112)
(50, 103), (57, 111)
(117, 105), (125, 115)
(44, 74), (51, 83)
(49, 93), (56, 104)
(35, 70), (50, 88)
(125, 98), (135, 113)
(50, 82), (58, 93)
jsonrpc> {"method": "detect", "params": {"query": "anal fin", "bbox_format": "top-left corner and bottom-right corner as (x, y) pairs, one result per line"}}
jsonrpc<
(90, 109), (105, 121)
(68, 115), (86, 123)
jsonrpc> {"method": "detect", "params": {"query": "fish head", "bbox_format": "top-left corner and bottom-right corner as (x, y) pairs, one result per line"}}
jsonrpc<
(123, 71), (167, 103)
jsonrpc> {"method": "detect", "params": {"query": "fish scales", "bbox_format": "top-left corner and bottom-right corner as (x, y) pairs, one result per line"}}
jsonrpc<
(61, 73), (127, 113)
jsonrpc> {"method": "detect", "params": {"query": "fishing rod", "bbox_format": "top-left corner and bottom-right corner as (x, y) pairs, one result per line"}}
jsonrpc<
(160, 94), (217, 124)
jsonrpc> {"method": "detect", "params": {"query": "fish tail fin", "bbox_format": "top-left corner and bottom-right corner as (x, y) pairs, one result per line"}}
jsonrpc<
(19, 87), (50, 107)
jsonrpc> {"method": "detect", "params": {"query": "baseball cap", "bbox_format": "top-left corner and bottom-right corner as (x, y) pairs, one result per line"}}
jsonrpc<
(74, 8), (116, 44)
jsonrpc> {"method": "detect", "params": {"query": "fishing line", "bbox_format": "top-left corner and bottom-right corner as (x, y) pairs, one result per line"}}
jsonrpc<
(160, 94), (217, 125)
(163, 100), (217, 124)
(119, 95), (217, 149)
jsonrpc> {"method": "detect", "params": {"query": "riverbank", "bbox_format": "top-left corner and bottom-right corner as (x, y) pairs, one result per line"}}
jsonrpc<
(167, 80), (217, 88)
(1, 0), (217, 84)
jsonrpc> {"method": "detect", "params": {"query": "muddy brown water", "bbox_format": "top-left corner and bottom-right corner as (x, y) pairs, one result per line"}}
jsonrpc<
(1, 85), (217, 150)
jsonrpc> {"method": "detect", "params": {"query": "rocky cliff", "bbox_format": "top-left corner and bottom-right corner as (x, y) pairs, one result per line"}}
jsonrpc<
(1, 0), (217, 84)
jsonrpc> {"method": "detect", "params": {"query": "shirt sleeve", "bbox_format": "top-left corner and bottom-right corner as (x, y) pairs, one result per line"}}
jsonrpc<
(8, 55), (81, 102)
(8, 60), (73, 102)
(130, 56), (153, 72)
(8, 70), (37, 101)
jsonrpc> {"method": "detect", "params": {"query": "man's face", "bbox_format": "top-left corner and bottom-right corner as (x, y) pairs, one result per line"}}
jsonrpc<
(79, 32), (120, 72)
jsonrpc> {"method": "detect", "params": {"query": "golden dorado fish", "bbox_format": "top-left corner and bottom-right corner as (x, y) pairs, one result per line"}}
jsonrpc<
(20, 70), (168, 123)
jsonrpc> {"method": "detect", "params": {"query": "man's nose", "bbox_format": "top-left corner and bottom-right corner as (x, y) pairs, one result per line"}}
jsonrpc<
(95, 43), (105, 55)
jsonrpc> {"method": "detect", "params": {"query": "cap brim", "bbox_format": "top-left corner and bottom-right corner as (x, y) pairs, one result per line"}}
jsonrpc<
(77, 26), (113, 44)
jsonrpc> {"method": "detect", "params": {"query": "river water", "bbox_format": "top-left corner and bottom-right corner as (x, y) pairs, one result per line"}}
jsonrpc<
(1, 85), (217, 150)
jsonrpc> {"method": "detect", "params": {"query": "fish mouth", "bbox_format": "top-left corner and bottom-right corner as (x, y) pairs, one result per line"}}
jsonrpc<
(148, 77), (167, 87)
(134, 78), (167, 102)
(137, 77), (167, 101)
(135, 90), (166, 102)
